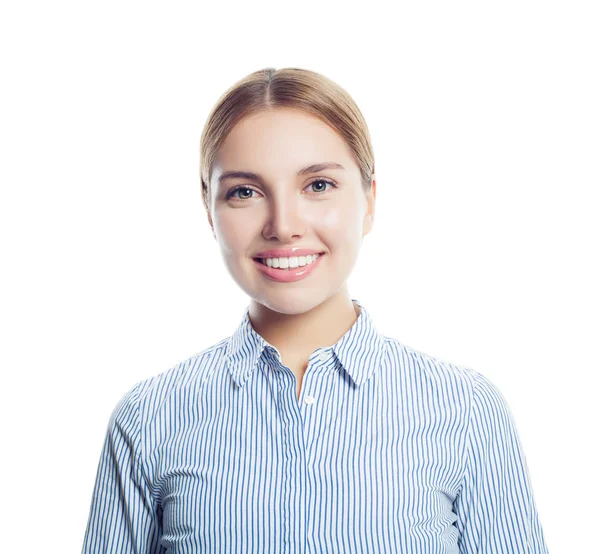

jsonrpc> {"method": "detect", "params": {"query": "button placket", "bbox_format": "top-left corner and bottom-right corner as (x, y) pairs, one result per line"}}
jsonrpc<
(299, 349), (333, 408)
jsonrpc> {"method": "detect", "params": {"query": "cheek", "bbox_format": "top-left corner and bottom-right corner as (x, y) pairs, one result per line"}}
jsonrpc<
(307, 203), (361, 238)
(213, 211), (253, 253)
(312, 208), (341, 230)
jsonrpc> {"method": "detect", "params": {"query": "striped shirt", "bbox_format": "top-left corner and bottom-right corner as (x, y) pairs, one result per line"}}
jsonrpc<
(81, 298), (549, 553)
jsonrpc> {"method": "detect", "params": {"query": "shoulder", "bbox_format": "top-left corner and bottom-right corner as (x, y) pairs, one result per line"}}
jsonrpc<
(383, 336), (475, 386)
(381, 337), (504, 407)
(112, 337), (230, 422)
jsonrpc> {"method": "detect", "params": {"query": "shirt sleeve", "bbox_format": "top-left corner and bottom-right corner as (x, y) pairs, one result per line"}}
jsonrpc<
(81, 382), (162, 553)
(453, 371), (550, 553)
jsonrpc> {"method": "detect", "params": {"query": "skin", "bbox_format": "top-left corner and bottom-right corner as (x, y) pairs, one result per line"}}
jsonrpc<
(206, 107), (376, 399)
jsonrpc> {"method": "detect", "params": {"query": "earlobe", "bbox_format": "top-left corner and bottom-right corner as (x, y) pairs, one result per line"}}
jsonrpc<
(363, 213), (374, 236)
(363, 176), (376, 236)
(206, 212), (216, 241)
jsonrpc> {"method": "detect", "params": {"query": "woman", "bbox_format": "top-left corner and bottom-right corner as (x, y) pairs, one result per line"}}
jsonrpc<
(81, 67), (549, 553)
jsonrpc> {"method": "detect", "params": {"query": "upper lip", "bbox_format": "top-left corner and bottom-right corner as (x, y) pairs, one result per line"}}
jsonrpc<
(253, 248), (325, 259)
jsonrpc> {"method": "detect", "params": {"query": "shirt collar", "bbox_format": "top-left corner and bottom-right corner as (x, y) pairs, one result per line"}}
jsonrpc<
(224, 298), (387, 389)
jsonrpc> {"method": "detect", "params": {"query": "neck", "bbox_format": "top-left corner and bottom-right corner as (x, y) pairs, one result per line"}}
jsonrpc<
(248, 289), (360, 359)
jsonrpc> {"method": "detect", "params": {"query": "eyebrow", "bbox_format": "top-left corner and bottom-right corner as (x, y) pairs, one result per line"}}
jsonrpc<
(217, 162), (346, 185)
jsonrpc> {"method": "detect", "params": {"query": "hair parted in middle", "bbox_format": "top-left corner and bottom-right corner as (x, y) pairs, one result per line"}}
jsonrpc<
(199, 67), (375, 213)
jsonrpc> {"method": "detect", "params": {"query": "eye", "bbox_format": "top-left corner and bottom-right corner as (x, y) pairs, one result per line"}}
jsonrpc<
(225, 186), (258, 201)
(306, 178), (337, 194)
(225, 178), (337, 202)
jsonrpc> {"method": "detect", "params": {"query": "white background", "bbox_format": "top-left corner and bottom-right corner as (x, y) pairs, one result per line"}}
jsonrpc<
(1, 1), (598, 552)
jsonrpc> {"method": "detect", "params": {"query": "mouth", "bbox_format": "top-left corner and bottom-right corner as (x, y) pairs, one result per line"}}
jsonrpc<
(252, 252), (325, 269)
(251, 252), (326, 282)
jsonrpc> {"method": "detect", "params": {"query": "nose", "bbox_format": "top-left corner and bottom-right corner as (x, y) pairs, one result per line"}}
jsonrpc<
(261, 192), (305, 242)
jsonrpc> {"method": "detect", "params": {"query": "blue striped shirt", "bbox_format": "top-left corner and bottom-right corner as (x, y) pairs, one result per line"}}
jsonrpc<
(81, 298), (549, 553)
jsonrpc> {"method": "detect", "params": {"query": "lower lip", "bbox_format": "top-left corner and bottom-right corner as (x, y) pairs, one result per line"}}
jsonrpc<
(253, 254), (325, 283)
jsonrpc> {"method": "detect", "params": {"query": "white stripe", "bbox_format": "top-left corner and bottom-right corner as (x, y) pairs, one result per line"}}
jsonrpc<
(81, 299), (549, 553)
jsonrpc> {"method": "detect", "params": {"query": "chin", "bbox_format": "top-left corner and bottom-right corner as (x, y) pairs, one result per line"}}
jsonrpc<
(251, 292), (331, 316)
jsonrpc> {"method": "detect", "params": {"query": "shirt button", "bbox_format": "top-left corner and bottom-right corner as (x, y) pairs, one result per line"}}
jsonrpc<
(318, 350), (329, 361)
(304, 396), (316, 405)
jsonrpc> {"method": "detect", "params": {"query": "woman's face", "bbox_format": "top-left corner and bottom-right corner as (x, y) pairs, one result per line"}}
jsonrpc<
(207, 107), (376, 315)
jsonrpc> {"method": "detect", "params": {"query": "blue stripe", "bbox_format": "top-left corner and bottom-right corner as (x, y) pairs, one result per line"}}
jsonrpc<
(82, 298), (549, 553)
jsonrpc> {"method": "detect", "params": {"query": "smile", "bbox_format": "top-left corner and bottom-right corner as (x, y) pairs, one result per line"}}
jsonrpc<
(256, 253), (321, 269)
(252, 253), (325, 282)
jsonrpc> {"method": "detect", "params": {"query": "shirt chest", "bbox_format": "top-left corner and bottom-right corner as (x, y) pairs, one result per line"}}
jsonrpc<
(145, 365), (466, 553)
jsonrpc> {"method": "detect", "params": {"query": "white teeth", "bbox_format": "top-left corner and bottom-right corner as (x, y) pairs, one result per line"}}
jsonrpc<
(263, 254), (320, 269)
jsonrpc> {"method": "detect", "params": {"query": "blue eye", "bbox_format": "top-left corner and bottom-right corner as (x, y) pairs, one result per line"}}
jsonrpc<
(226, 187), (256, 200)
(307, 179), (336, 193)
(225, 178), (337, 201)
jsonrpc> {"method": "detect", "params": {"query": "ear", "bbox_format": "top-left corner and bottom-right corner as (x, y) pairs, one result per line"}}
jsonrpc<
(206, 210), (217, 241)
(362, 175), (376, 236)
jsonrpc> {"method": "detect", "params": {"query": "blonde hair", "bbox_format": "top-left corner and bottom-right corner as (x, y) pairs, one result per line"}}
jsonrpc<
(199, 67), (375, 213)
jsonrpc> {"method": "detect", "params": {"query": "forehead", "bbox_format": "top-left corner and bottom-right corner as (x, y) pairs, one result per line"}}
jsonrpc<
(214, 108), (356, 178)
